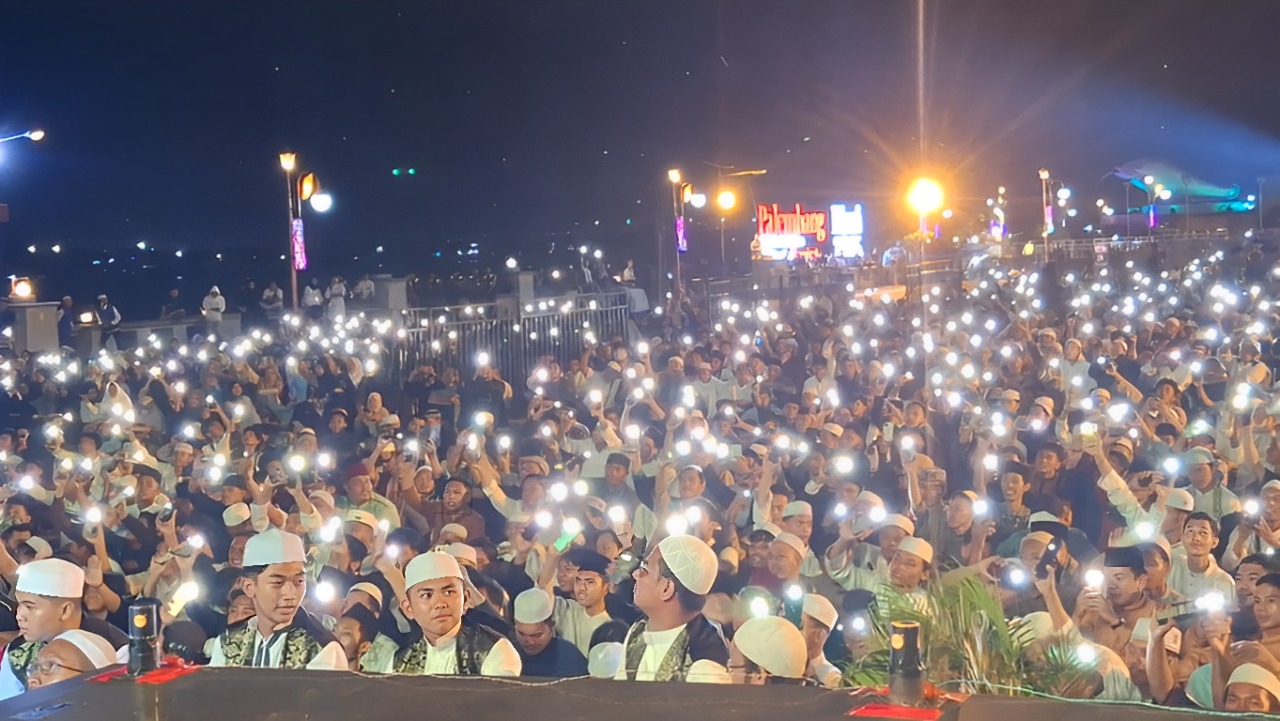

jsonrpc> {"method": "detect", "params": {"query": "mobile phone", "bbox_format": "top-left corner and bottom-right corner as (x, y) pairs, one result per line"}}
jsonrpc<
(881, 423), (894, 443)
(1035, 539), (1062, 580)
(158, 504), (176, 523)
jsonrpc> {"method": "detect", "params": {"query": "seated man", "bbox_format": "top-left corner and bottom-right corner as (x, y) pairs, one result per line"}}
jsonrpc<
(361, 551), (521, 676)
(730, 615), (809, 685)
(511, 588), (588, 678)
(209, 529), (346, 669)
(617, 535), (730, 682)
(25, 630), (119, 690)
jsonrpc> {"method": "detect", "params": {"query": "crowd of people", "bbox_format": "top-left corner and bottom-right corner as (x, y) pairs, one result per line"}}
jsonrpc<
(4, 237), (1280, 714)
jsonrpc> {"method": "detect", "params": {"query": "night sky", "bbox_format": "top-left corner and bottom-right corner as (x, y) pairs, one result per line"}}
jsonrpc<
(2, 0), (1280, 300)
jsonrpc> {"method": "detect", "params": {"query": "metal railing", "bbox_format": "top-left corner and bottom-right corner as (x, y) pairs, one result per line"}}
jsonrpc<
(395, 291), (632, 385)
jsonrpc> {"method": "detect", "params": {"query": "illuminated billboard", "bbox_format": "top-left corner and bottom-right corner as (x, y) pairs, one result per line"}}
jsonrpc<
(751, 202), (865, 260)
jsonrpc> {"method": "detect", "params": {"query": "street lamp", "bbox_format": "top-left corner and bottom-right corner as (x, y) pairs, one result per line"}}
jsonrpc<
(279, 152), (301, 308)
(715, 190), (737, 269)
(1259, 177), (1267, 231)
(906, 178), (944, 236)
(0, 129), (45, 145)
(667, 169), (685, 325)
(310, 192), (333, 213)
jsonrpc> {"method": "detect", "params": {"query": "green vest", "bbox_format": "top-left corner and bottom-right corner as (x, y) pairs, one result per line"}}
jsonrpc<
(5, 637), (42, 688)
(365, 616), (501, 676)
(217, 614), (330, 669)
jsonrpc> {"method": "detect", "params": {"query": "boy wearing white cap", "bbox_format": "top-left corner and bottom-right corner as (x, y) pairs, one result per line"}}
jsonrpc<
(361, 551), (521, 676)
(0, 558), (127, 699)
(208, 528), (346, 670)
(618, 535), (730, 682)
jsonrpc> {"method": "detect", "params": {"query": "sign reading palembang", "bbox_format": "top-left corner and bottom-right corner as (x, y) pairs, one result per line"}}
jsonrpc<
(754, 203), (829, 260)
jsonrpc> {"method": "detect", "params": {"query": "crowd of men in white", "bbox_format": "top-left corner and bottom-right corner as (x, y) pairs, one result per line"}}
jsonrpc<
(3, 240), (1280, 714)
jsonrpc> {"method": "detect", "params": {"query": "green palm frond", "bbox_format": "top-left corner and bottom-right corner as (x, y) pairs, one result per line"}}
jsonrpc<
(838, 577), (1089, 697)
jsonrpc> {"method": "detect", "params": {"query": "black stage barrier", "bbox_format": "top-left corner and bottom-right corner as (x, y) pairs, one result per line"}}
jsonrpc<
(0, 668), (957, 721)
(4, 669), (1273, 721)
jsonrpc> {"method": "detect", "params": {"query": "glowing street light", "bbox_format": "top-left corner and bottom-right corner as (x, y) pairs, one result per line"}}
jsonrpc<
(0, 130), (45, 145)
(310, 192), (333, 213)
(279, 152), (297, 173)
(906, 178), (944, 233)
(690, 193), (707, 209)
(667, 168), (682, 184)
(716, 189), (736, 211)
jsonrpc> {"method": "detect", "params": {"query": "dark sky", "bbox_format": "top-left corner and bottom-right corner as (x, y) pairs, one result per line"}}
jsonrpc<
(2, 0), (1280, 288)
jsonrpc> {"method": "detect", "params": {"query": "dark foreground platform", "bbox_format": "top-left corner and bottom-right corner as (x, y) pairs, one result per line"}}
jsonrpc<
(0, 667), (1265, 721)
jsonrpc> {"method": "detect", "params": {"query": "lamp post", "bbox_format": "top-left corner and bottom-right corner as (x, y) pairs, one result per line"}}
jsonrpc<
(1038, 169), (1052, 261)
(279, 152), (299, 309)
(667, 169), (684, 325)
(716, 189), (736, 271)
(1260, 177), (1268, 231)
(907, 178), (943, 238)
(906, 178), (943, 278)
(0, 129), (44, 145)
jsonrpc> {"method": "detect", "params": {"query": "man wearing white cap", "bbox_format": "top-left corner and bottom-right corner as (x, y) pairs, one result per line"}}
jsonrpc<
(361, 551), (520, 676)
(208, 528), (345, 670)
(1086, 440), (1188, 547)
(1223, 662), (1280, 712)
(779, 501), (823, 578)
(618, 535), (730, 682)
(801, 594), (841, 688)
(825, 513), (915, 593)
(690, 361), (729, 415)
(828, 535), (932, 612)
(730, 615), (808, 684)
(25, 629), (119, 690)
(767, 532), (810, 592)
(510, 588), (587, 677)
(0, 558), (127, 699)
(1182, 447), (1240, 521)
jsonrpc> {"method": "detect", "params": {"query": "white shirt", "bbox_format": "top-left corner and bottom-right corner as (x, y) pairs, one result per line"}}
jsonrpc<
(809, 653), (842, 689)
(369, 623), (521, 677)
(614, 622), (730, 682)
(553, 597), (611, 656)
(1189, 484), (1242, 521)
(0, 651), (25, 700)
(201, 294), (226, 321)
(207, 616), (347, 671)
(1167, 554), (1235, 601)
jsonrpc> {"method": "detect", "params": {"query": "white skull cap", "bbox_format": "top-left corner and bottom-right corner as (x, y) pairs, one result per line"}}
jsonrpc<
(802, 593), (838, 630)
(513, 588), (554, 624)
(656, 535), (718, 595)
(734, 616), (807, 678)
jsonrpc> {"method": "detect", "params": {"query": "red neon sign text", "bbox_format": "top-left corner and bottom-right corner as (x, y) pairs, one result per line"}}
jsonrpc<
(757, 204), (828, 243)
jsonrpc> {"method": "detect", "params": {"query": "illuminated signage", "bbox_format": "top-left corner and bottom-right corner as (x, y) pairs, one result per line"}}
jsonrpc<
(753, 202), (869, 260)
(291, 218), (307, 271)
(829, 203), (865, 258)
(757, 203), (828, 243)
(675, 216), (687, 253)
